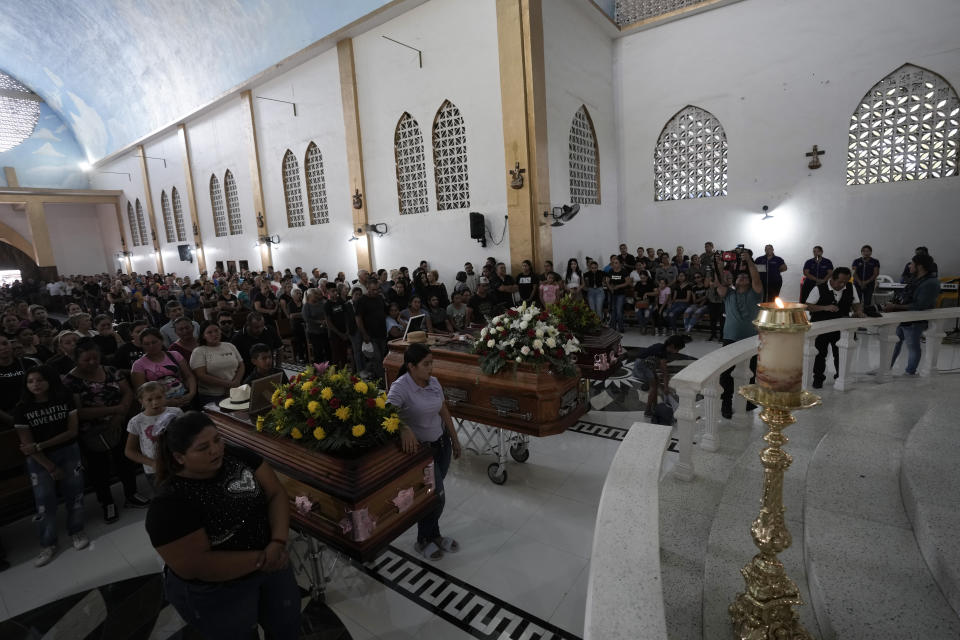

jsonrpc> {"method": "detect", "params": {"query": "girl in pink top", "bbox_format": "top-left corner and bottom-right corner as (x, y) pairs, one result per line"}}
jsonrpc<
(538, 272), (561, 305)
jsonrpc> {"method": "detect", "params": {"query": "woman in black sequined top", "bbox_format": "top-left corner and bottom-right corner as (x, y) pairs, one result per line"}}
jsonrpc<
(145, 411), (300, 640)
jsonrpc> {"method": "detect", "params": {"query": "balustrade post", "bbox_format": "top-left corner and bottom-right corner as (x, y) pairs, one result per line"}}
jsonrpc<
(700, 377), (721, 452)
(920, 319), (946, 377)
(733, 359), (751, 418)
(672, 385), (698, 481)
(876, 323), (898, 382)
(801, 334), (816, 390)
(834, 328), (855, 391)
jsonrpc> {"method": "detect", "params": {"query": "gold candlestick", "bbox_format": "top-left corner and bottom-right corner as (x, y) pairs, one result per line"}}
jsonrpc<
(729, 299), (821, 639)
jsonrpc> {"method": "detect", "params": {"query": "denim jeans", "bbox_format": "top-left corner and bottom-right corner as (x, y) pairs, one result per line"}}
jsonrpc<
(26, 443), (86, 547)
(418, 434), (452, 544)
(683, 304), (708, 331)
(665, 302), (689, 330)
(891, 322), (925, 375)
(585, 288), (605, 318)
(164, 563), (301, 640)
(609, 294), (626, 332)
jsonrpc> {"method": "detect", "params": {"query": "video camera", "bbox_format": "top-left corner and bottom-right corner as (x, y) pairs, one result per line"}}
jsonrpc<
(721, 244), (746, 263)
(720, 245), (751, 273)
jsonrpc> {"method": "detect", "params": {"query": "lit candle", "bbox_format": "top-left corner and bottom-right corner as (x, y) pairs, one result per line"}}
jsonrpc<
(754, 298), (808, 395)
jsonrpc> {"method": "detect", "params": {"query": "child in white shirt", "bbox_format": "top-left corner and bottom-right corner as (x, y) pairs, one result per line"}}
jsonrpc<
(125, 381), (183, 489)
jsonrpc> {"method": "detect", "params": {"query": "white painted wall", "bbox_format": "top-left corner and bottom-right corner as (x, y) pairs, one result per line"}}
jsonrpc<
(0, 203), (34, 244)
(45, 203), (112, 274)
(543, 0), (620, 273)
(353, 0), (510, 286)
(252, 48), (358, 277)
(615, 0), (960, 300)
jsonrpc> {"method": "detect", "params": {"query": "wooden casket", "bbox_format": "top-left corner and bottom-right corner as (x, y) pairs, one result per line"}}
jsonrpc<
(207, 407), (437, 562)
(575, 327), (624, 380)
(383, 336), (588, 437)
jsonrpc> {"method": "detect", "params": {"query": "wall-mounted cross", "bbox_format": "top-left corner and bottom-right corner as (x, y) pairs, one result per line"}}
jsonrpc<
(806, 145), (825, 169)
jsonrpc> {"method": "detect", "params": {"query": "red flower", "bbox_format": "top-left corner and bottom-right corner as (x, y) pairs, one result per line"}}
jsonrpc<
(507, 309), (518, 317)
(555, 348), (563, 357)
(350, 376), (359, 384)
(310, 387), (320, 395)
(557, 323), (567, 331)
(306, 417), (316, 427)
(366, 398), (376, 408)
(527, 329), (536, 338)
(539, 312), (548, 320)
(499, 350), (507, 358)
(329, 398), (341, 409)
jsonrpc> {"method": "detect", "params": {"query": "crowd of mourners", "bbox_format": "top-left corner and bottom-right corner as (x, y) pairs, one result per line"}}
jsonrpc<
(0, 239), (942, 574)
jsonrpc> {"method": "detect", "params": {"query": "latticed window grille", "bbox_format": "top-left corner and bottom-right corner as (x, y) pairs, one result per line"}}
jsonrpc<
(127, 202), (140, 246)
(171, 187), (187, 242)
(135, 199), (149, 246)
(160, 191), (175, 243)
(223, 170), (243, 235)
(615, 0), (709, 26)
(304, 142), (329, 225)
(432, 101), (470, 210)
(847, 64), (959, 185)
(282, 150), (305, 228)
(654, 105), (728, 201)
(394, 113), (429, 215)
(569, 105), (600, 204)
(0, 70), (40, 152)
(209, 174), (228, 237)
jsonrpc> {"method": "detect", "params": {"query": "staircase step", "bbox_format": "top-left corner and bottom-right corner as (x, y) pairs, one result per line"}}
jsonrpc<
(901, 402), (960, 619)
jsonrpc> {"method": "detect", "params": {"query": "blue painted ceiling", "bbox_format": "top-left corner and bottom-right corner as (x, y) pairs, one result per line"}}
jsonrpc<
(0, 0), (393, 162)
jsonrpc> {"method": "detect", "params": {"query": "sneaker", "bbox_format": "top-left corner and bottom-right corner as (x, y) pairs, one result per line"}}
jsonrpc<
(812, 380), (823, 389)
(72, 532), (89, 551)
(34, 546), (57, 567)
(103, 503), (119, 523)
(721, 407), (733, 420)
(126, 494), (151, 509)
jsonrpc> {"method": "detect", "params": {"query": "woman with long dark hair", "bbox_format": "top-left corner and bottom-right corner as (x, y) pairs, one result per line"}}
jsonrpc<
(387, 344), (462, 560)
(564, 258), (583, 299)
(146, 411), (300, 639)
(189, 322), (243, 406)
(14, 365), (88, 566)
(130, 327), (196, 409)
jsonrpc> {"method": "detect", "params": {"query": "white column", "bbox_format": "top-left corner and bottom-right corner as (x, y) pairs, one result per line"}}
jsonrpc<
(834, 329), (855, 391)
(733, 358), (751, 417)
(876, 323), (898, 382)
(673, 385), (698, 481)
(802, 334), (817, 390)
(699, 377), (721, 452)
(920, 319), (946, 377)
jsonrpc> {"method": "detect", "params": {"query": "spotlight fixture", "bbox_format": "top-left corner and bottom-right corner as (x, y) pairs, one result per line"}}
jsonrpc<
(543, 203), (580, 227)
(761, 205), (772, 220)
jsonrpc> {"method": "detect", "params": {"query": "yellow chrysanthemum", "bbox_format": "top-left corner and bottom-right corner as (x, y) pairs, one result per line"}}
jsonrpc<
(307, 401), (320, 415)
(284, 398), (295, 409)
(301, 381), (314, 392)
(313, 426), (326, 440)
(351, 423), (366, 438)
(275, 424), (283, 432)
(353, 380), (369, 394)
(381, 415), (400, 433)
(375, 396), (387, 409)
(291, 427), (303, 440)
(255, 416), (265, 432)
(334, 406), (351, 421)
(320, 387), (333, 400)
(271, 390), (281, 407)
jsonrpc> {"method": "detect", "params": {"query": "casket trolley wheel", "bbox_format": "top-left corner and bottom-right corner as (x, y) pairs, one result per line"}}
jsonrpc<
(487, 463), (507, 485)
(456, 419), (532, 484)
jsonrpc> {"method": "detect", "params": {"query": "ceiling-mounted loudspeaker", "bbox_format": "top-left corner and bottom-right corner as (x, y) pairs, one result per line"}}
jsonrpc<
(469, 211), (487, 247)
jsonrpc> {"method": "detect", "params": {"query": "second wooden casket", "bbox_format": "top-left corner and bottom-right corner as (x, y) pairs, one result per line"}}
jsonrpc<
(207, 407), (437, 562)
(575, 327), (625, 380)
(383, 336), (588, 437)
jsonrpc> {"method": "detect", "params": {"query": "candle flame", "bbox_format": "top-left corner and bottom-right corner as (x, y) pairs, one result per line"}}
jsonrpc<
(774, 297), (785, 309)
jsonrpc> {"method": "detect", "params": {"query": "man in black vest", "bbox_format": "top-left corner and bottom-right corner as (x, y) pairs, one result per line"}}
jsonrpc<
(804, 267), (864, 388)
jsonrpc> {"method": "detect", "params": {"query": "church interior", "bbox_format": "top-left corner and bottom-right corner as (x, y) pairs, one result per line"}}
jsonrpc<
(0, 0), (959, 638)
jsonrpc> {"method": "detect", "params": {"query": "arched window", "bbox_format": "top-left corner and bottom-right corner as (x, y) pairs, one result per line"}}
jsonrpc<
(127, 202), (140, 246)
(135, 199), (149, 246)
(654, 105), (728, 201)
(847, 64), (959, 185)
(224, 170), (243, 235)
(394, 112), (429, 215)
(304, 142), (329, 225)
(160, 190), (175, 243)
(171, 187), (187, 242)
(0, 70), (41, 152)
(432, 101), (470, 210)
(210, 174), (227, 237)
(282, 150), (305, 227)
(569, 105), (600, 205)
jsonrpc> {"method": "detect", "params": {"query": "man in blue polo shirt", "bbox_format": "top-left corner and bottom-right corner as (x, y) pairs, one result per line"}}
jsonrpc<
(801, 246), (833, 303)
(754, 244), (788, 302)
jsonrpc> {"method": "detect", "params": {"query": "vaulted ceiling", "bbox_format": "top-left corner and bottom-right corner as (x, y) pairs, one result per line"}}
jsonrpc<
(0, 0), (395, 162)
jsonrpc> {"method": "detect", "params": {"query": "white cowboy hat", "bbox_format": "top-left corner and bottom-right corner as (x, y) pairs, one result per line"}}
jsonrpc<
(219, 384), (251, 410)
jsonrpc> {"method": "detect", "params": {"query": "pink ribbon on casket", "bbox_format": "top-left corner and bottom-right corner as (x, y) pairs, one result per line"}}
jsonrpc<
(338, 508), (377, 542)
(392, 487), (415, 513)
(594, 353), (609, 371)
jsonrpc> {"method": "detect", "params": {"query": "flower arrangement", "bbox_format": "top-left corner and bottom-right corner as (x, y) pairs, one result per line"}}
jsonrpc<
(472, 302), (581, 376)
(257, 363), (403, 453)
(548, 294), (601, 336)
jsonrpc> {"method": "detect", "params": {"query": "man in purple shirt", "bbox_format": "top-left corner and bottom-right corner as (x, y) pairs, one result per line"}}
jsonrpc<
(801, 246), (833, 303)
(851, 244), (880, 306)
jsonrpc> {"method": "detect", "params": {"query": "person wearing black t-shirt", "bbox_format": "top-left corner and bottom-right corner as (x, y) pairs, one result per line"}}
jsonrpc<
(231, 312), (283, 379)
(0, 336), (39, 430)
(113, 321), (148, 372)
(488, 263), (518, 312)
(516, 260), (538, 304)
(323, 284), (352, 368)
(355, 280), (388, 379)
(607, 257), (633, 333)
(14, 365), (88, 566)
(146, 412), (299, 640)
(468, 279), (497, 323)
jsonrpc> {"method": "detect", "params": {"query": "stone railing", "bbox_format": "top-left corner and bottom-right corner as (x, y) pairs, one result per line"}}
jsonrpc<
(670, 307), (960, 481)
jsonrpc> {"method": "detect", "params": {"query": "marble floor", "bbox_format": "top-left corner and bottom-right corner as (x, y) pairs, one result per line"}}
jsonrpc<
(1, 326), (958, 639)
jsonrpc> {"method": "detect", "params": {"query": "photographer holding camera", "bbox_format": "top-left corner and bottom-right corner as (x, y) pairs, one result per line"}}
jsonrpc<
(714, 247), (763, 419)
